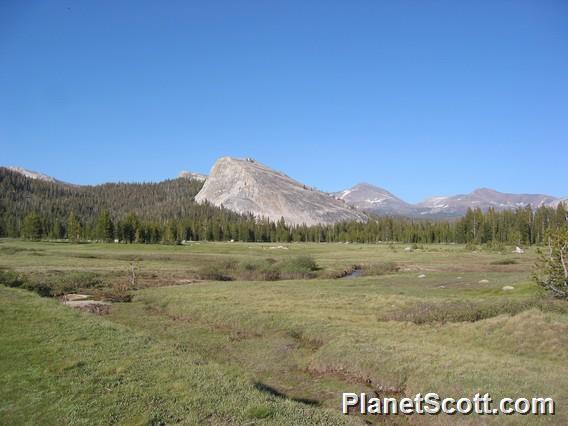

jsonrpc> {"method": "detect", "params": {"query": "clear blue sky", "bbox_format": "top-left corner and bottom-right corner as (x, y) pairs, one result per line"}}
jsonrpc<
(1, 1), (567, 202)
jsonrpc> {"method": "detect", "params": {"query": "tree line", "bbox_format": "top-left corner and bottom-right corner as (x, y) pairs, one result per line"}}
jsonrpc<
(2, 168), (566, 245)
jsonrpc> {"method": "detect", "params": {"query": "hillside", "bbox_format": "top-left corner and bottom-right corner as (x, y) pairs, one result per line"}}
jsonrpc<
(0, 167), (247, 240)
(0, 167), (205, 221)
(195, 157), (367, 226)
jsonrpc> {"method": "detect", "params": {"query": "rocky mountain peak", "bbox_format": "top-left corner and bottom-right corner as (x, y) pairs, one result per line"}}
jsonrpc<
(195, 157), (367, 226)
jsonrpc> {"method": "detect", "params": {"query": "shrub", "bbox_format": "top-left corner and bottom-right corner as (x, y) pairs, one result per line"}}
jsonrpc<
(485, 241), (506, 252)
(0, 270), (27, 288)
(362, 262), (399, 276)
(219, 259), (239, 271)
(280, 255), (318, 272)
(25, 271), (105, 297)
(465, 242), (478, 251)
(1, 270), (107, 297)
(197, 256), (319, 281)
(279, 255), (319, 279)
(21, 281), (53, 297)
(97, 290), (133, 303)
(197, 264), (234, 281)
(238, 260), (280, 281)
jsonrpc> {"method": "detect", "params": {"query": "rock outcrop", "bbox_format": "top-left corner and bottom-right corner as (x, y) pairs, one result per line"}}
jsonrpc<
(195, 157), (367, 226)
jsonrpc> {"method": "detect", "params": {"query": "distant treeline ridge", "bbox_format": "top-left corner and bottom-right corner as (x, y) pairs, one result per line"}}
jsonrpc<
(1, 168), (566, 245)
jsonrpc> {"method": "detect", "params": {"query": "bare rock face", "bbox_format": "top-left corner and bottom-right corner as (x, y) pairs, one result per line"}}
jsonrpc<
(195, 157), (367, 226)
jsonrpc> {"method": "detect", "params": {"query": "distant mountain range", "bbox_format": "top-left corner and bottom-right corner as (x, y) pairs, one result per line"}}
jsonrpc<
(415, 187), (558, 217)
(336, 183), (561, 218)
(4, 161), (566, 224)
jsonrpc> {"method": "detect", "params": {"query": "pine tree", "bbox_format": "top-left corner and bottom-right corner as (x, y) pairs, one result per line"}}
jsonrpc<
(67, 211), (81, 241)
(22, 212), (42, 240)
(534, 228), (568, 299)
(121, 213), (140, 243)
(95, 210), (114, 242)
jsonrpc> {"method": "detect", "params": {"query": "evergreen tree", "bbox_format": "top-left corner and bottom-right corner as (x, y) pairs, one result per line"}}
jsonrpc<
(67, 211), (81, 241)
(534, 228), (568, 299)
(95, 210), (114, 242)
(22, 212), (42, 240)
(121, 213), (140, 243)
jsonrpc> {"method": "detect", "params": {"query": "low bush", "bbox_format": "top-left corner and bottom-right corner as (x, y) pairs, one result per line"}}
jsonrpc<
(97, 290), (133, 303)
(1, 270), (106, 297)
(197, 264), (234, 281)
(196, 255), (320, 281)
(0, 270), (27, 288)
(362, 261), (399, 276)
(485, 241), (506, 252)
(465, 242), (478, 251)
(279, 255), (319, 279)
(41, 271), (105, 296)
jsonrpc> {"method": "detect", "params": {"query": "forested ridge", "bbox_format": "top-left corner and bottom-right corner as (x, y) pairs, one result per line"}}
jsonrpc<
(1, 168), (566, 245)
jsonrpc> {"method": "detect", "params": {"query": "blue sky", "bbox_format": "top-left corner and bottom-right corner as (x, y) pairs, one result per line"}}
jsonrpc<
(1, 0), (567, 202)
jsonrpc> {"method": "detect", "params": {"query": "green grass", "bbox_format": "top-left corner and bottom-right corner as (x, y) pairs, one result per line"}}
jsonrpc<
(0, 239), (566, 424)
(0, 287), (350, 425)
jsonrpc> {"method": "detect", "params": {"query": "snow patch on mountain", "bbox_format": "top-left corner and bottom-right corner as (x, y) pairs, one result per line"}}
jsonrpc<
(178, 170), (207, 182)
(7, 167), (59, 183)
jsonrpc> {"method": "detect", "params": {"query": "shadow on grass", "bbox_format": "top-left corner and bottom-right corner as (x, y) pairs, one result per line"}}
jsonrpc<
(254, 382), (321, 406)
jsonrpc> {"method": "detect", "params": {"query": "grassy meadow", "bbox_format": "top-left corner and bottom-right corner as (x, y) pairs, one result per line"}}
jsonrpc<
(1, 239), (567, 425)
